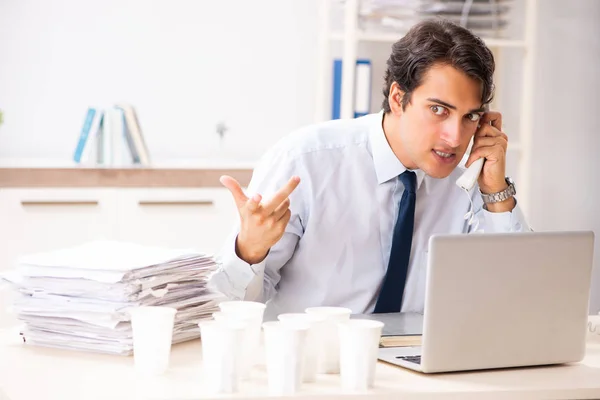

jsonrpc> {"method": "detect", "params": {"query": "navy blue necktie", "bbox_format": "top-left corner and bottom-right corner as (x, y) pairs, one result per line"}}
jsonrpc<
(374, 170), (417, 313)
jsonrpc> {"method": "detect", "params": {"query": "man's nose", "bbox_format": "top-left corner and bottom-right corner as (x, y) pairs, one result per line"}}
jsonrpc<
(441, 120), (462, 148)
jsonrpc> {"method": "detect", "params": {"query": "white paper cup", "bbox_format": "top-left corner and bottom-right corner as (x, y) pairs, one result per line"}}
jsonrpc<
(305, 306), (352, 374)
(199, 319), (246, 394)
(278, 313), (327, 382)
(129, 306), (177, 376)
(218, 301), (266, 371)
(212, 311), (254, 379)
(338, 319), (384, 391)
(262, 321), (309, 396)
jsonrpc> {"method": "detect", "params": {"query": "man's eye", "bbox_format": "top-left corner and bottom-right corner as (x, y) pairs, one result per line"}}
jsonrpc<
(430, 105), (446, 115)
(467, 113), (482, 122)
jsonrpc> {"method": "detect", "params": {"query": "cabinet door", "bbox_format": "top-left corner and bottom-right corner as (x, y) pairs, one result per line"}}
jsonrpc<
(115, 188), (238, 255)
(0, 188), (117, 327)
(0, 189), (118, 270)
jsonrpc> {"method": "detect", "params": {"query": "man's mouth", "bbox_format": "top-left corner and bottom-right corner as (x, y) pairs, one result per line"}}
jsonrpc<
(433, 149), (454, 158)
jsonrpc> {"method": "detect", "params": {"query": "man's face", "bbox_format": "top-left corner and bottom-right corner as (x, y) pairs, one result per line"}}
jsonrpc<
(396, 63), (485, 178)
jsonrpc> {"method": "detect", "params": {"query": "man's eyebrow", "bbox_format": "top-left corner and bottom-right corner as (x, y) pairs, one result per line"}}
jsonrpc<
(426, 98), (485, 114)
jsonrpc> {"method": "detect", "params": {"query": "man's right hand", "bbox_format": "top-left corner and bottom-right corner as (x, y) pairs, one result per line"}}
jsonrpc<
(220, 175), (301, 265)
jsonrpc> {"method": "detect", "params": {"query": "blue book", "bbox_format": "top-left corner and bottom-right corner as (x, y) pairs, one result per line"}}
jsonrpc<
(73, 108), (96, 163)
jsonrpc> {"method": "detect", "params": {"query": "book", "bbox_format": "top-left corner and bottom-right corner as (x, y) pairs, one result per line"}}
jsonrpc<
(352, 312), (423, 347)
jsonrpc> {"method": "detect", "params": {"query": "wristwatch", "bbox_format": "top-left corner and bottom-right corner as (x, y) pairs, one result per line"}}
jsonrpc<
(480, 177), (516, 204)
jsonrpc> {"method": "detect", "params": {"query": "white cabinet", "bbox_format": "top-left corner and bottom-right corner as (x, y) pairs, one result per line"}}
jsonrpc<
(115, 188), (238, 255)
(0, 188), (120, 328)
(0, 188), (118, 271)
(0, 187), (239, 272)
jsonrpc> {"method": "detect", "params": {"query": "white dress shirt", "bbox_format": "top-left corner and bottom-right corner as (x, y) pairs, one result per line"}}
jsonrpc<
(208, 111), (531, 321)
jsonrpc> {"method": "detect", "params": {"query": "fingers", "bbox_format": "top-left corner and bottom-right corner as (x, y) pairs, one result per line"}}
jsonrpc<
(272, 198), (290, 220)
(480, 111), (502, 131)
(466, 134), (507, 166)
(468, 143), (506, 164)
(220, 175), (248, 208)
(276, 209), (292, 227)
(246, 194), (262, 213)
(476, 123), (507, 139)
(473, 136), (508, 151)
(263, 176), (301, 214)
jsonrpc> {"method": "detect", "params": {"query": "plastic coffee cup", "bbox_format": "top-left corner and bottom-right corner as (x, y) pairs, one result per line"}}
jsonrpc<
(262, 320), (309, 395)
(212, 311), (254, 379)
(338, 319), (384, 391)
(199, 319), (246, 394)
(218, 301), (266, 371)
(129, 306), (177, 376)
(278, 312), (327, 382)
(305, 306), (352, 374)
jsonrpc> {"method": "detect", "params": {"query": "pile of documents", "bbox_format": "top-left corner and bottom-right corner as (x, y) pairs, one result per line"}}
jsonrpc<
(0, 240), (224, 355)
(358, 0), (514, 38)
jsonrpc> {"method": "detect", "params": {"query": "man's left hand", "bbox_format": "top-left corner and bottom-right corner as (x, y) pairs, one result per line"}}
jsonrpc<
(465, 111), (515, 212)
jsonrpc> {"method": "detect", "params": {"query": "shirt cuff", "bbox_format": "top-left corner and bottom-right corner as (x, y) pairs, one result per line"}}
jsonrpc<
(208, 236), (267, 300)
(481, 200), (527, 233)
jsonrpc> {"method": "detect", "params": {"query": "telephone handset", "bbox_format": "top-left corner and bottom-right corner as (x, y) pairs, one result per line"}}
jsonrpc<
(455, 107), (490, 231)
(456, 157), (484, 192)
(456, 105), (490, 192)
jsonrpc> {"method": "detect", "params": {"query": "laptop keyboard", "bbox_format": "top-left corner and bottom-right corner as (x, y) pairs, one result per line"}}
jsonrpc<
(396, 355), (421, 364)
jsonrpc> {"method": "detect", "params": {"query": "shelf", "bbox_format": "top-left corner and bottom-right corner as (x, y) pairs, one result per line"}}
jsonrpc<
(0, 167), (253, 188)
(330, 31), (526, 48)
(0, 158), (257, 170)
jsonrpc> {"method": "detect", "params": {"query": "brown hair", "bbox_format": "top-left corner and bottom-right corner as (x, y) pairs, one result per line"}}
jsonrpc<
(382, 19), (495, 112)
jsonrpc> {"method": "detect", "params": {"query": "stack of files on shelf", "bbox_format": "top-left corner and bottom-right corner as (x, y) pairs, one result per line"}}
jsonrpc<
(0, 241), (224, 356)
(73, 103), (151, 167)
(358, 0), (514, 38)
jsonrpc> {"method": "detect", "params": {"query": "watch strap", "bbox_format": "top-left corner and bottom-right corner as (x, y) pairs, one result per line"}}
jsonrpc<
(480, 177), (516, 204)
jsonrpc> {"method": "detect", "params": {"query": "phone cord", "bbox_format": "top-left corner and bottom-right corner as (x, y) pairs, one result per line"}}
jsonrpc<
(462, 188), (480, 233)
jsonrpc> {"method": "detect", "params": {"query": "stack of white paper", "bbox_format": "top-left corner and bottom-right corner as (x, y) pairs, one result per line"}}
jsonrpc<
(1, 240), (225, 355)
(358, 0), (514, 38)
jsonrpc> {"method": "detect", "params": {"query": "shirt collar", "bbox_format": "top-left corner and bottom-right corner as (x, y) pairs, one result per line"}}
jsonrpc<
(369, 110), (426, 188)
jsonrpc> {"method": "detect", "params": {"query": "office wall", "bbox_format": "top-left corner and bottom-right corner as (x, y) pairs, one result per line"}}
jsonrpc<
(0, 0), (320, 162)
(529, 0), (600, 313)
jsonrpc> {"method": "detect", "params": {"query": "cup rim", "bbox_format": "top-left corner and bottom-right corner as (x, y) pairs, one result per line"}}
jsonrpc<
(338, 319), (385, 330)
(262, 320), (309, 331)
(199, 319), (246, 331)
(278, 313), (327, 323)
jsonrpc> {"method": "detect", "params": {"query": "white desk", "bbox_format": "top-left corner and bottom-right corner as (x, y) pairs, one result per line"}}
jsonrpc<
(1, 328), (600, 400)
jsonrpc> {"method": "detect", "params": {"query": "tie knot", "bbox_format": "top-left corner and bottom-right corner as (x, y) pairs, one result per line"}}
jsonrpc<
(399, 170), (417, 194)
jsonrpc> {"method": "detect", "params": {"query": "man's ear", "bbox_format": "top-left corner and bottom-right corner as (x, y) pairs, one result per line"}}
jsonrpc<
(388, 82), (405, 116)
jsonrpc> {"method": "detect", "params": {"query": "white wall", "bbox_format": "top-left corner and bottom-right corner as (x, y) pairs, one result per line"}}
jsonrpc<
(530, 0), (600, 313)
(0, 0), (320, 162)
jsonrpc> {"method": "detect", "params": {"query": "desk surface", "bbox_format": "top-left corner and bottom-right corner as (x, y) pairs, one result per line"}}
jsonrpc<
(1, 329), (600, 400)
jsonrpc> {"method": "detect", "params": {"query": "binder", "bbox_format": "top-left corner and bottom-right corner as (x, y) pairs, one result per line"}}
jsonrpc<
(331, 58), (372, 120)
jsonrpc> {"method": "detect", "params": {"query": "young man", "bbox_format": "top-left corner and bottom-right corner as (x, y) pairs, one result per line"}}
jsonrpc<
(208, 19), (530, 321)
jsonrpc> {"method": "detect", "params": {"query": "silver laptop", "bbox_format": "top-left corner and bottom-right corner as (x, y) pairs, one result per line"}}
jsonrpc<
(378, 231), (595, 373)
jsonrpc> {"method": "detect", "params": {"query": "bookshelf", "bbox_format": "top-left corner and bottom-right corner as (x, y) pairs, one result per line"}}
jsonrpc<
(315, 0), (538, 217)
